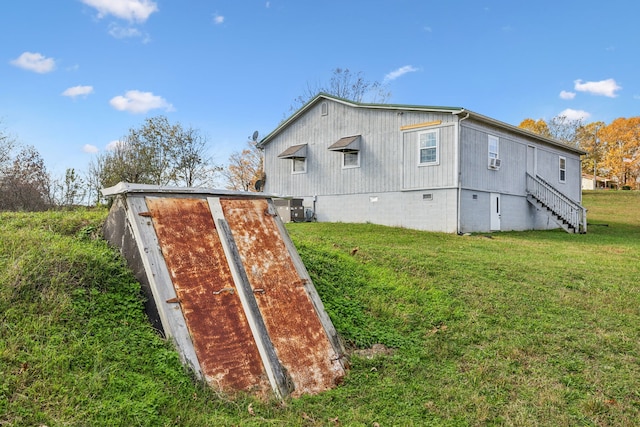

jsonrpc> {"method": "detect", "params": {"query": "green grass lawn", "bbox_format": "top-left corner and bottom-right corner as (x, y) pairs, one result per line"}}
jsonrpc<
(1, 191), (639, 426)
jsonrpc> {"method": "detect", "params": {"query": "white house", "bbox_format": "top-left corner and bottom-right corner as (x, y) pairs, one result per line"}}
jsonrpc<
(581, 173), (618, 190)
(259, 93), (587, 234)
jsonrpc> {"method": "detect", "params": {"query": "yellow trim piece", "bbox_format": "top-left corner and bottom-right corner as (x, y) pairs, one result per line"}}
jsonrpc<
(400, 120), (442, 131)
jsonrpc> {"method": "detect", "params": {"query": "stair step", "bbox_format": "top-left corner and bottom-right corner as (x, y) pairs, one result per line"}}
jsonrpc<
(527, 193), (582, 234)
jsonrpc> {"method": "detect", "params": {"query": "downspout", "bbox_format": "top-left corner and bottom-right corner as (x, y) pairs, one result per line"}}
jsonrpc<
(455, 111), (470, 234)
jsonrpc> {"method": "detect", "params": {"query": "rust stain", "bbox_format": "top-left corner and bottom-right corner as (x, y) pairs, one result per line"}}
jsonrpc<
(220, 198), (345, 397)
(145, 197), (271, 396)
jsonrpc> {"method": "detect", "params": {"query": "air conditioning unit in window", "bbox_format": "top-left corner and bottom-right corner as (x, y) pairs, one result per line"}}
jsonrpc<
(488, 157), (502, 170)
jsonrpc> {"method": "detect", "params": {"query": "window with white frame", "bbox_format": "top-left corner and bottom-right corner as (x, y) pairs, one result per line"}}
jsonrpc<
(292, 158), (307, 174)
(559, 156), (566, 183)
(487, 135), (501, 169)
(342, 150), (360, 168)
(488, 135), (499, 160)
(418, 129), (439, 165)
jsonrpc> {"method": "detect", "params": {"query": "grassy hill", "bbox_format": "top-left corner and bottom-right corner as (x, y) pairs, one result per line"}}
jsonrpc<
(1, 191), (639, 426)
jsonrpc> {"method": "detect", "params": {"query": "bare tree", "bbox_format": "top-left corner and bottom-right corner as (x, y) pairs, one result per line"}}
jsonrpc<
(86, 156), (106, 205)
(547, 115), (584, 146)
(0, 123), (15, 169)
(291, 68), (391, 111)
(0, 145), (51, 211)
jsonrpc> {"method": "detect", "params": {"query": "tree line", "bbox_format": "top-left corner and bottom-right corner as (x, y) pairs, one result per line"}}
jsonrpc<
(519, 116), (640, 189)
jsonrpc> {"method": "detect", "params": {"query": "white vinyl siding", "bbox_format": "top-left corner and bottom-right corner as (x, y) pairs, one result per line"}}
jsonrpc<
(419, 129), (439, 165)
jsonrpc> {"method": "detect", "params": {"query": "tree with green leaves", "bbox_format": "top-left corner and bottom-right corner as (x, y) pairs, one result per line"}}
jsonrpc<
(89, 116), (220, 195)
(51, 168), (86, 207)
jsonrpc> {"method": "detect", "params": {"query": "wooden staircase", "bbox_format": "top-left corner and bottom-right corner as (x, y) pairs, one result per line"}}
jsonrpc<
(526, 173), (587, 234)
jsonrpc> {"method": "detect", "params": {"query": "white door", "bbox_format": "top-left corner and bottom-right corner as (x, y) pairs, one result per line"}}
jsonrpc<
(490, 193), (501, 231)
(526, 145), (536, 176)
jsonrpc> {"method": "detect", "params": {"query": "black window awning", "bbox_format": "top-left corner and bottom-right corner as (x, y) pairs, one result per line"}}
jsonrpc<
(277, 144), (307, 159)
(328, 135), (360, 152)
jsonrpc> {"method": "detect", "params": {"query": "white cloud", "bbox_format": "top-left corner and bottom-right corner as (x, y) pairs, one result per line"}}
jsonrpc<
(83, 144), (99, 153)
(81, 0), (158, 23)
(213, 14), (224, 24)
(384, 65), (419, 82)
(109, 90), (174, 114)
(574, 78), (621, 98)
(423, 26), (432, 33)
(108, 23), (142, 39)
(559, 90), (575, 100)
(106, 140), (124, 151)
(557, 108), (591, 121)
(62, 85), (94, 98)
(10, 52), (56, 73)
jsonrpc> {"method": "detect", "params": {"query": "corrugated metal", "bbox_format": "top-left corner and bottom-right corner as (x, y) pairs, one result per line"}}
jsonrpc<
(101, 183), (345, 399)
(145, 197), (271, 396)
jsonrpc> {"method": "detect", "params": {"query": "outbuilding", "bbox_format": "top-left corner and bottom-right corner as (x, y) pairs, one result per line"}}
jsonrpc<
(101, 182), (346, 399)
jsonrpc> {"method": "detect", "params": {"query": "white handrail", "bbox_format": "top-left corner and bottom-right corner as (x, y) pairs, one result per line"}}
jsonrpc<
(526, 173), (587, 233)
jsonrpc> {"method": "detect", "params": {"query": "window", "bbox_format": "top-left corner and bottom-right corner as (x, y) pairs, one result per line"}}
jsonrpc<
(488, 135), (499, 160)
(343, 151), (359, 168)
(292, 158), (307, 174)
(329, 135), (361, 169)
(419, 129), (439, 165)
(559, 156), (566, 183)
(277, 144), (308, 175)
(321, 102), (328, 116)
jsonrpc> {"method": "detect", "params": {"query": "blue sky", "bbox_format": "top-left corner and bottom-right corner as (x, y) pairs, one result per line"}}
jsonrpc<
(2, 1), (638, 179)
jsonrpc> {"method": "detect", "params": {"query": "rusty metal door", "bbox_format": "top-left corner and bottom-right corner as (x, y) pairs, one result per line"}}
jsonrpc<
(219, 198), (345, 397)
(145, 197), (271, 395)
(142, 195), (343, 398)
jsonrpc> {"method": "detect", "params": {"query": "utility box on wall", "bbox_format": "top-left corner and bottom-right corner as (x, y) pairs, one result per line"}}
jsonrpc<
(101, 182), (346, 399)
(273, 198), (305, 222)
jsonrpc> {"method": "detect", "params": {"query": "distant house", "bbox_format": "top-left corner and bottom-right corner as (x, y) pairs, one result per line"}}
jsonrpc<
(259, 94), (587, 234)
(581, 173), (618, 190)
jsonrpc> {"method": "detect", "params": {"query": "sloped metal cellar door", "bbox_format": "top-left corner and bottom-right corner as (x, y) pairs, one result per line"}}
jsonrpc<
(218, 198), (345, 397)
(145, 197), (272, 396)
